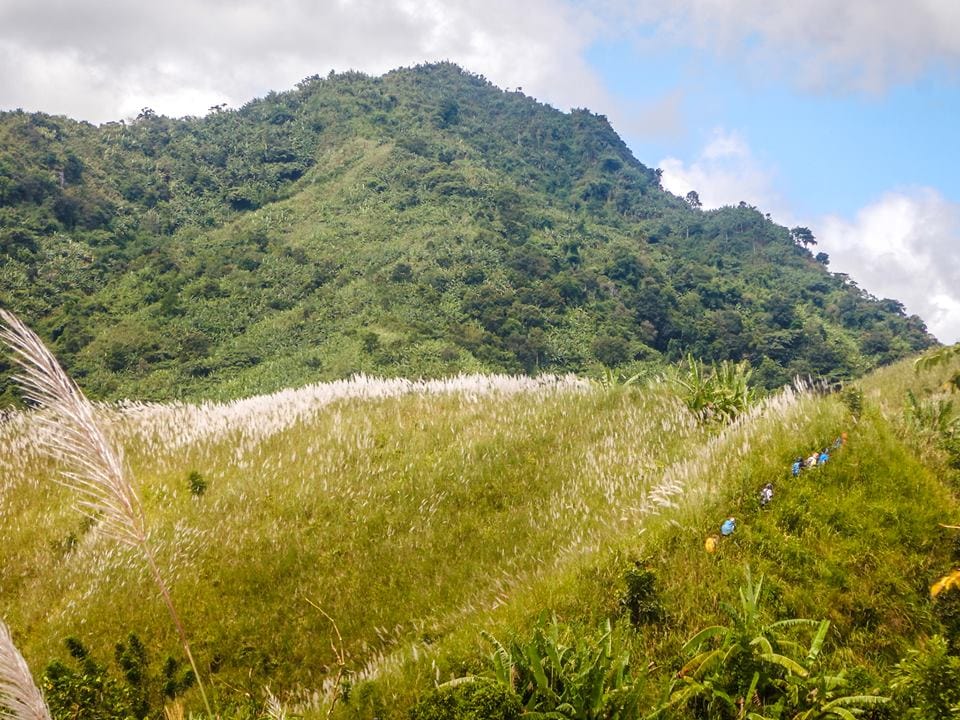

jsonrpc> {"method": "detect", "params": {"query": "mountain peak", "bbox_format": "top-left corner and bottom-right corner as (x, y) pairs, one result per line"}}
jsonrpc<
(0, 64), (932, 403)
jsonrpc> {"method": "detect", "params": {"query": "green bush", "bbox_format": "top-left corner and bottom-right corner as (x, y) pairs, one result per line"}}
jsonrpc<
(483, 615), (643, 719)
(620, 563), (665, 627)
(667, 353), (757, 424)
(890, 635), (960, 719)
(187, 470), (207, 497)
(943, 434), (960, 470)
(43, 634), (194, 720)
(660, 569), (888, 720)
(934, 586), (960, 654)
(409, 679), (520, 720)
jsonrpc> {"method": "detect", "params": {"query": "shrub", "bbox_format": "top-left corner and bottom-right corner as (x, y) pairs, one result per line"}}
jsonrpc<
(660, 569), (888, 719)
(483, 615), (643, 719)
(409, 679), (520, 720)
(933, 585), (960, 654)
(841, 386), (864, 420)
(942, 433), (960, 471)
(43, 635), (194, 720)
(667, 353), (757, 424)
(620, 563), (665, 628)
(890, 635), (960, 719)
(187, 470), (207, 497)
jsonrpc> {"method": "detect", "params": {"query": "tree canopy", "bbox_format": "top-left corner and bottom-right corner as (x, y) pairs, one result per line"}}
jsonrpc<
(0, 63), (934, 402)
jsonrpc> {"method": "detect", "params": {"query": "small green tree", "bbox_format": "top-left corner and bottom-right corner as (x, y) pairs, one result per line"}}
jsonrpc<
(43, 635), (194, 720)
(790, 227), (816, 248)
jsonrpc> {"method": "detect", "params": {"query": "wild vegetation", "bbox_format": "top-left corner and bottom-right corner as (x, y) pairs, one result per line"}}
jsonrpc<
(0, 63), (932, 403)
(1, 308), (958, 717)
(0, 61), (953, 719)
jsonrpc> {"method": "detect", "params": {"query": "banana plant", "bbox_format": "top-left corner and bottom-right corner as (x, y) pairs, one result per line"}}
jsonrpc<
(914, 343), (960, 393)
(595, 367), (644, 389)
(668, 353), (757, 424)
(482, 615), (643, 719)
(654, 568), (887, 719)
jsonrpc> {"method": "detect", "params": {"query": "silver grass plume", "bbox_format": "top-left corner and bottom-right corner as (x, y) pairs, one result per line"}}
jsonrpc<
(0, 621), (51, 720)
(0, 310), (213, 718)
(0, 309), (146, 547)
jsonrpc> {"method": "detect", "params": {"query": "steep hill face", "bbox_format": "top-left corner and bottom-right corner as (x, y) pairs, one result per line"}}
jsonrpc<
(0, 63), (933, 401)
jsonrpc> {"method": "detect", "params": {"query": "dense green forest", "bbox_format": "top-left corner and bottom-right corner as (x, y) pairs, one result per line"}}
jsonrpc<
(0, 63), (933, 402)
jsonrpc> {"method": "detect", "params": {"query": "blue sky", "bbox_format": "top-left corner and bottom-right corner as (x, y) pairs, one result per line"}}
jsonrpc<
(1, 0), (958, 340)
(591, 39), (960, 218)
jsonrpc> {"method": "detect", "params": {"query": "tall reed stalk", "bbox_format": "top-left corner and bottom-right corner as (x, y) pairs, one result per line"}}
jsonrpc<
(0, 310), (214, 718)
(0, 620), (50, 720)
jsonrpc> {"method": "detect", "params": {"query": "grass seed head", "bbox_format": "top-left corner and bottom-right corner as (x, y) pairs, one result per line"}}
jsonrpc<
(0, 621), (51, 720)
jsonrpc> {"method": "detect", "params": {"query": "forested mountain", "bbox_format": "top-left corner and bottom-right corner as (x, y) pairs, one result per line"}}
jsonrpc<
(0, 62), (933, 401)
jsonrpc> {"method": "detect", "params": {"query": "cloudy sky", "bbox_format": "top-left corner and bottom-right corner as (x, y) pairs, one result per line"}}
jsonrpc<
(1, 0), (958, 341)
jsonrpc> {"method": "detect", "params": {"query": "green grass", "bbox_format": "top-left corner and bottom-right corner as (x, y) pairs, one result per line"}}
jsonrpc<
(1, 359), (959, 718)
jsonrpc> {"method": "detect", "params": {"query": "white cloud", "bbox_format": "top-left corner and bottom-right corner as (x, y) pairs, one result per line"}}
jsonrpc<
(609, 0), (960, 93)
(817, 189), (960, 343)
(0, 0), (607, 123)
(658, 128), (785, 213)
(612, 88), (687, 143)
(659, 130), (960, 343)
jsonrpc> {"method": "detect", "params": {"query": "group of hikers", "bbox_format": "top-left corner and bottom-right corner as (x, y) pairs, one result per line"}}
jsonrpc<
(704, 431), (849, 553)
(790, 431), (847, 478)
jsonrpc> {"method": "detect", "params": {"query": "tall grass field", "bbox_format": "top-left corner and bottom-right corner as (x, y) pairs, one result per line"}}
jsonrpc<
(2, 346), (960, 718)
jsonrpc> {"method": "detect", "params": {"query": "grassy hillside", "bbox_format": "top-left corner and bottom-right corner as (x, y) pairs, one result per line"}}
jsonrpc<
(2, 348), (959, 718)
(0, 63), (933, 403)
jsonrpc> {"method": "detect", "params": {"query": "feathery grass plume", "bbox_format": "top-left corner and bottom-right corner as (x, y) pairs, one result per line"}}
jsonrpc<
(162, 700), (184, 720)
(0, 620), (51, 720)
(0, 309), (213, 718)
(0, 309), (146, 548)
(263, 690), (288, 720)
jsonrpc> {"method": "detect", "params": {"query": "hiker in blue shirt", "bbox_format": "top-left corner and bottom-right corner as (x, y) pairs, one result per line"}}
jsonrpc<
(818, 448), (829, 465)
(721, 517), (736, 536)
(791, 457), (802, 477)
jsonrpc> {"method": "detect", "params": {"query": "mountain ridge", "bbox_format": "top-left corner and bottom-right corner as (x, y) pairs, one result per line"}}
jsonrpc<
(0, 62), (934, 402)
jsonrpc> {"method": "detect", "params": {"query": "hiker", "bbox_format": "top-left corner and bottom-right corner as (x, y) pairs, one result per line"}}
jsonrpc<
(818, 448), (829, 465)
(705, 535), (719, 553)
(832, 436), (842, 449)
(760, 483), (774, 507)
(791, 457), (802, 477)
(806, 452), (818, 468)
(720, 517), (736, 536)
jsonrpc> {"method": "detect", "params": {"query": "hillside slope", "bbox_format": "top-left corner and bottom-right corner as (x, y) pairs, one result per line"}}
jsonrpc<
(0, 63), (933, 402)
(1, 353), (959, 717)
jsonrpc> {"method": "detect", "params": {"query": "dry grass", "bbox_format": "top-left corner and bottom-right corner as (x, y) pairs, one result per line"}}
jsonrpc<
(0, 620), (50, 720)
(0, 310), (147, 549)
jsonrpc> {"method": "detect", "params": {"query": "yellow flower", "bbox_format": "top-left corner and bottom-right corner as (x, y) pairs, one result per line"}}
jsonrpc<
(931, 569), (960, 598)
